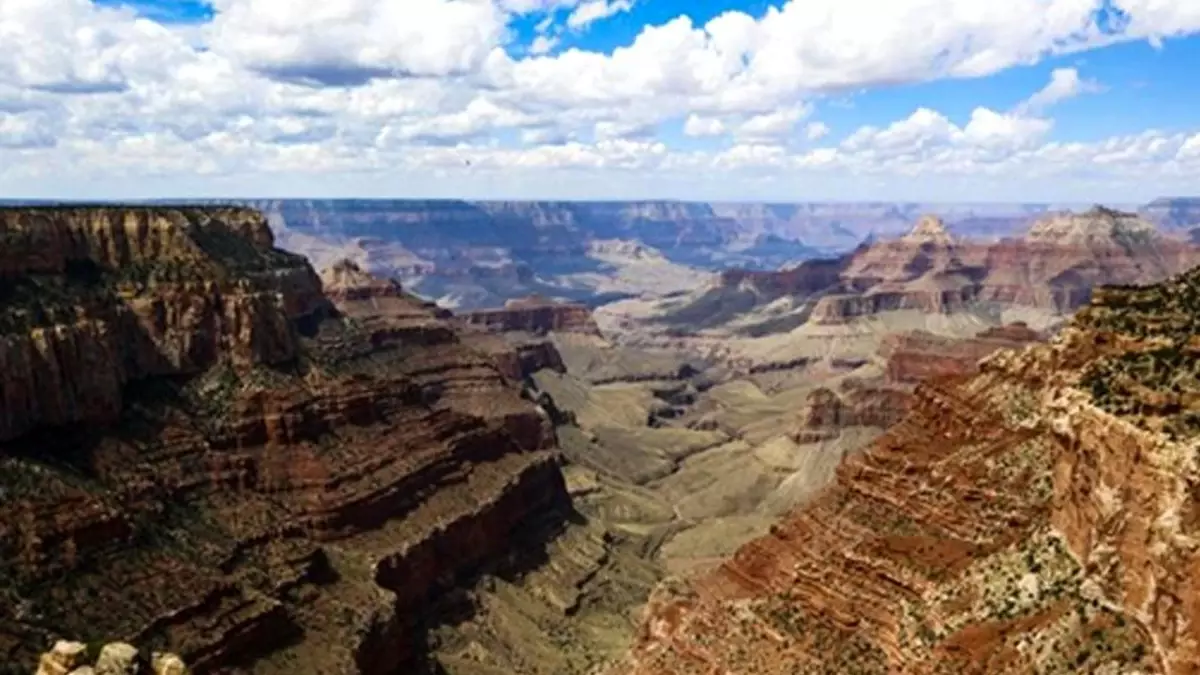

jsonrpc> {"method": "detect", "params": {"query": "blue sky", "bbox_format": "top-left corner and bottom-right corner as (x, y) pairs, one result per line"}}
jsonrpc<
(4, 0), (1200, 201)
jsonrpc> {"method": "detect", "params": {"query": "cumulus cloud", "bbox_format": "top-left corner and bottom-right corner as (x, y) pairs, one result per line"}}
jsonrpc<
(735, 105), (809, 141)
(566, 0), (634, 30)
(529, 35), (559, 55)
(683, 114), (725, 137)
(804, 121), (830, 141)
(1016, 67), (1102, 115)
(204, 0), (508, 85)
(3, 0), (1200, 200)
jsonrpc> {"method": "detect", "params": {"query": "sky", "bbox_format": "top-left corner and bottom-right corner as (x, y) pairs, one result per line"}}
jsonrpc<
(1, 0), (1200, 202)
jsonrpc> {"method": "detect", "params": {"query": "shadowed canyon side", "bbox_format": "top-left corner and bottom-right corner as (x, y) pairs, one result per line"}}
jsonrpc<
(0, 207), (572, 674)
(247, 199), (1095, 311)
(615, 265), (1200, 674)
(459, 295), (603, 336)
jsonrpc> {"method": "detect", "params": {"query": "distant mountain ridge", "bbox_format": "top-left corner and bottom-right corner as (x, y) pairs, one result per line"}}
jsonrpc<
(659, 206), (1200, 332)
(3, 198), (1190, 311)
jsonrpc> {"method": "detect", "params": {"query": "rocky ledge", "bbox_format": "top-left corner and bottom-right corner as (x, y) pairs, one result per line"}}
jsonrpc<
(792, 323), (1044, 445)
(35, 640), (186, 675)
(460, 295), (602, 336)
(678, 208), (1200, 329)
(0, 206), (328, 442)
(0, 207), (569, 674)
(617, 266), (1200, 674)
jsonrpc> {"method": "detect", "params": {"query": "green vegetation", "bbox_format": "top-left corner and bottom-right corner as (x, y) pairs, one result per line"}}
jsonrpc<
(1075, 268), (1200, 438)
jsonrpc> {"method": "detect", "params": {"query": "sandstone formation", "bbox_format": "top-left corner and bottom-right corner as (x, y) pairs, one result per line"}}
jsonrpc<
(0, 206), (569, 674)
(237, 199), (1077, 310)
(880, 322), (1044, 385)
(0, 206), (327, 443)
(460, 295), (602, 336)
(791, 323), (1043, 445)
(616, 265), (1200, 674)
(664, 207), (1200, 331)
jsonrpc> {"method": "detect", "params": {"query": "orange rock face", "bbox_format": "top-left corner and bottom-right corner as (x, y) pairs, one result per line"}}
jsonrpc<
(793, 323), (1044, 445)
(618, 268), (1200, 674)
(0, 207), (328, 442)
(706, 209), (1200, 325)
(0, 208), (567, 674)
(459, 295), (601, 335)
(881, 322), (1044, 385)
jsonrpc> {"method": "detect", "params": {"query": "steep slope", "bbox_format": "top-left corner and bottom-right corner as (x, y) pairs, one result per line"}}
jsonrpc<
(1140, 197), (1200, 233)
(225, 200), (1065, 309)
(0, 207), (568, 674)
(460, 295), (602, 336)
(616, 266), (1200, 674)
(648, 207), (1198, 342)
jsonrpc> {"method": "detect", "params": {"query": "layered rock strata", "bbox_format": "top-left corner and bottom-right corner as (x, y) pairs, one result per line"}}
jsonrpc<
(791, 323), (1043, 445)
(617, 266), (1200, 674)
(674, 207), (1200, 328)
(0, 207), (567, 674)
(460, 295), (602, 336)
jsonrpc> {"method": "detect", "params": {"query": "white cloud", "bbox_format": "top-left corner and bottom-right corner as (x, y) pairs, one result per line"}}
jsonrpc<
(1016, 67), (1101, 115)
(205, 0), (508, 84)
(736, 105), (809, 141)
(566, 0), (634, 30)
(683, 114), (725, 137)
(530, 35), (559, 55)
(3, 0), (1200, 202)
(804, 121), (830, 141)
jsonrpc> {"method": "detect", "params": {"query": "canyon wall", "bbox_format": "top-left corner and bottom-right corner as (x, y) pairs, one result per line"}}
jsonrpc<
(0, 207), (569, 674)
(617, 263), (1200, 674)
(459, 296), (602, 336)
(676, 209), (1200, 329)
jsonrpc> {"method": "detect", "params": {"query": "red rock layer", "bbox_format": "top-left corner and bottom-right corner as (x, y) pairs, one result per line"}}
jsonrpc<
(703, 211), (1200, 325)
(881, 322), (1043, 385)
(793, 324), (1043, 444)
(0, 208), (568, 674)
(459, 295), (601, 336)
(0, 207), (328, 442)
(617, 274), (1200, 674)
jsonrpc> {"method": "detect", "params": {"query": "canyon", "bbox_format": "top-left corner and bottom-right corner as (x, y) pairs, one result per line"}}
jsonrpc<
(596, 207), (1199, 373)
(249, 200), (1094, 310)
(0, 206), (577, 674)
(615, 258), (1200, 675)
(4, 200), (1199, 675)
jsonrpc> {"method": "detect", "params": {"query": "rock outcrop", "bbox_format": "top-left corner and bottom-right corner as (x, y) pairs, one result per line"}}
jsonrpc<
(1138, 197), (1200, 234)
(668, 207), (1200, 329)
(35, 640), (187, 675)
(0, 207), (568, 674)
(460, 295), (602, 336)
(881, 322), (1044, 384)
(791, 323), (1043, 445)
(900, 214), (954, 245)
(0, 206), (328, 443)
(616, 265), (1200, 674)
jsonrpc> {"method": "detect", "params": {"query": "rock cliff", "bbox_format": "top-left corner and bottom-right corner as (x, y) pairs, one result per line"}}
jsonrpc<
(791, 323), (1043, 445)
(665, 207), (1200, 330)
(0, 207), (568, 674)
(0, 206), (327, 443)
(460, 295), (602, 336)
(881, 322), (1044, 384)
(616, 265), (1200, 674)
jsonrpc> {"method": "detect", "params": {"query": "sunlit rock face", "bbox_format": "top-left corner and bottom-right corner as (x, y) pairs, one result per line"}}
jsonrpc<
(616, 264), (1200, 675)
